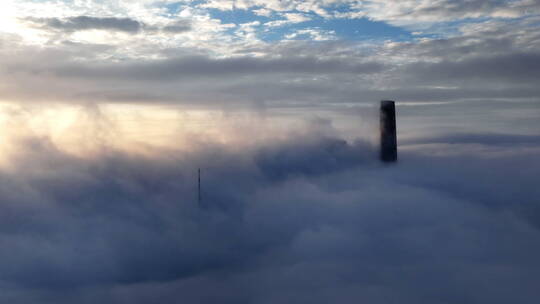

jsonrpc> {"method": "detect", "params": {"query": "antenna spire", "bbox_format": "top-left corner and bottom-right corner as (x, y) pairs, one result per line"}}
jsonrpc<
(198, 168), (201, 206)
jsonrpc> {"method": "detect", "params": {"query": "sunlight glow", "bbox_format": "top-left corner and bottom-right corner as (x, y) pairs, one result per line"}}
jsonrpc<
(0, 1), (50, 45)
(0, 1), (21, 34)
(0, 103), (282, 164)
(0, 101), (373, 167)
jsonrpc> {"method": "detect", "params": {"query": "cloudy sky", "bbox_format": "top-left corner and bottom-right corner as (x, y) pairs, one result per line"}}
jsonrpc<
(1, 1), (540, 303)
(1, 0), (539, 106)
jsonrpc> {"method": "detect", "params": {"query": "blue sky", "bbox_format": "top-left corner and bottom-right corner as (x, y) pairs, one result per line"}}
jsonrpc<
(162, 1), (430, 42)
(210, 7), (413, 39)
(218, 10), (415, 41)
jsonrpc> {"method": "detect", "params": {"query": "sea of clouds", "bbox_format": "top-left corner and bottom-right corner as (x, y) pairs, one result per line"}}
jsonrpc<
(0, 102), (539, 303)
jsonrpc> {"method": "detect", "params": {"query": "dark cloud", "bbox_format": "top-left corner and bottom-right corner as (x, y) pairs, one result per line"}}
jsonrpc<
(50, 55), (384, 80)
(408, 0), (521, 16)
(24, 16), (193, 36)
(401, 133), (540, 146)
(162, 20), (192, 33)
(369, 0), (540, 22)
(28, 16), (144, 34)
(406, 52), (540, 84)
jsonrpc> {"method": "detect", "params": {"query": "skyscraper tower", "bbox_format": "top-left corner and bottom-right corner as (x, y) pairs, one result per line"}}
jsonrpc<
(380, 100), (397, 162)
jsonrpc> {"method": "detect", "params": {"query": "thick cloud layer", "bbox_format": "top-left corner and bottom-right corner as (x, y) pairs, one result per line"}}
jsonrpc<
(0, 115), (539, 303)
(51, 56), (385, 80)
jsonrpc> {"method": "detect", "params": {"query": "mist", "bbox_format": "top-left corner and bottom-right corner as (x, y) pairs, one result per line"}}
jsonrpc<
(0, 101), (538, 304)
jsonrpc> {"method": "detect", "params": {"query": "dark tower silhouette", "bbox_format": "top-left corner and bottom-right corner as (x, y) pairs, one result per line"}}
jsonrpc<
(380, 100), (397, 162)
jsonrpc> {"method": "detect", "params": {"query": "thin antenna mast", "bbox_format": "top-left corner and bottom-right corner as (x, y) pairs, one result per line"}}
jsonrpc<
(198, 168), (201, 206)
